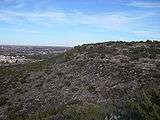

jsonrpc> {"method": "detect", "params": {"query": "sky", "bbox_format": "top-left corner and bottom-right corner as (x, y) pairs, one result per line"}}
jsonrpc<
(0, 0), (160, 46)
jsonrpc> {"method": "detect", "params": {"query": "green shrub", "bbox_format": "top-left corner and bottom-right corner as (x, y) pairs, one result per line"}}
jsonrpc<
(24, 101), (118, 120)
(74, 45), (87, 53)
(146, 40), (152, 43)
(27, 108), (58, 120)
(129, 46), (160, 59)
(62, 103), (107, 120)
(64, 52), (73, 61)
(126, 89), (160, 120)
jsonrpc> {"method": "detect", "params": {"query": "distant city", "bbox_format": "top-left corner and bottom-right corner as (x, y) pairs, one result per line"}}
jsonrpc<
(0, 45), (71, 65)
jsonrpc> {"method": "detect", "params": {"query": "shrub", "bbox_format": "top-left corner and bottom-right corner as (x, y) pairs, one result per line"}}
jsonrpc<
(64, 81), (71, 87)
(126, 89), (160, 120)
(0, 96), (8, 106)
(74, 45), (86, 53)
(28, 108), (58, 120)
(7, 104), (27, 120)
(129, 46), (160, 59)
(15, 87), (24, 95)
(56, 71), (64, 77)
(62, 103), (107, 120)
(64, 52), (73, 61)
(146, 40), (152, 43)
(87, 85), (96, 94)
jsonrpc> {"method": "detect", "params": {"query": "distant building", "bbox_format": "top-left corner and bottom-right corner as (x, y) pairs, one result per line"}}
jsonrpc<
(0, 55), (28, 64)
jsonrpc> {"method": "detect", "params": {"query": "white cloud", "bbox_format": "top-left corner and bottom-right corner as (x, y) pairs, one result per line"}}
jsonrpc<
(15, 28), (42, 34)
(129, 1), (160, 8)
(133, 31), (160, 36)
(0, 9), (152, 30)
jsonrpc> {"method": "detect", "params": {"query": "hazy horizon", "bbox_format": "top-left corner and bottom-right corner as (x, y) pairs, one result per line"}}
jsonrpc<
(0, 43), (73, 47)
(0, 0), (160, 46)
(1, 39), (160, 47)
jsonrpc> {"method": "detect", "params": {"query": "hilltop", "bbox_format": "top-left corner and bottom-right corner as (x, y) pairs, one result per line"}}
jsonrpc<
(0, 40), (160, 120)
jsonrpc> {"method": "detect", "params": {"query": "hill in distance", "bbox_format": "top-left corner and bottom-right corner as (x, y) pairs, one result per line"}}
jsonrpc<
(0, 40), (160, 120)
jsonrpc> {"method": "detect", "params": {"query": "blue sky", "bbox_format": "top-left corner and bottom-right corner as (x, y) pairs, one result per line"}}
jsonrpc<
(0, 0), (160, 46)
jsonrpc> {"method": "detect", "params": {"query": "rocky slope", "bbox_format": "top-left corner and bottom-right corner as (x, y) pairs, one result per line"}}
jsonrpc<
(0, 41), (160, 120)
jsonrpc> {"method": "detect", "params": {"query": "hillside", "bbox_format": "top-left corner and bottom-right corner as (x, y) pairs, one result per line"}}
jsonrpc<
(0, 41), (160, 120)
